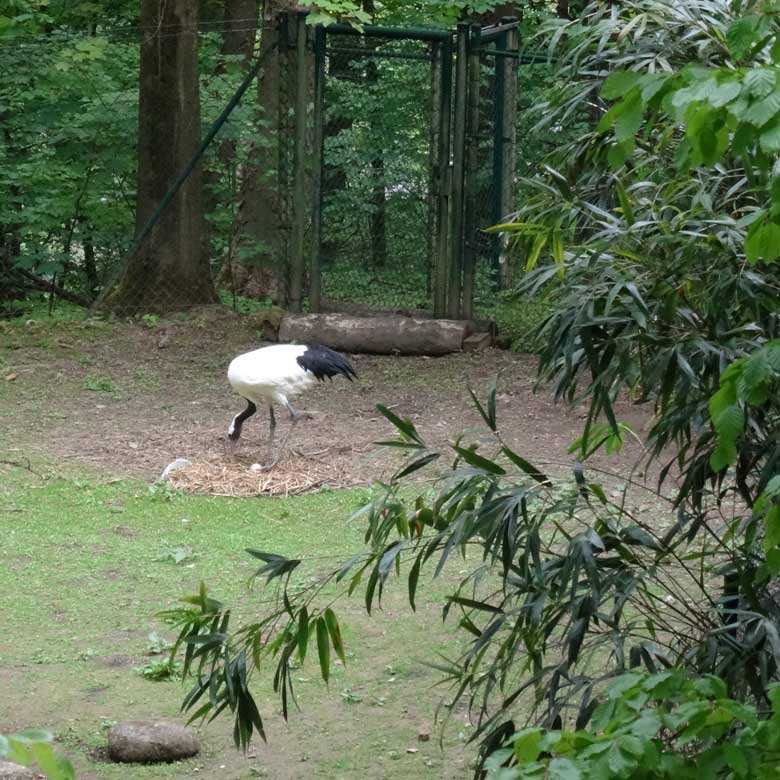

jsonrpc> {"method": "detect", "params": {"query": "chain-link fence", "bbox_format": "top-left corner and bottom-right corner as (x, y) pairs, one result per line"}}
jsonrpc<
(313, 29), (440, 315)
(3, 13), (523, 322)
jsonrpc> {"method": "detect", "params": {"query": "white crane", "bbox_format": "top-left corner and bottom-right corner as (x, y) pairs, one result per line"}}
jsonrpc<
(227, 342), (357, 466)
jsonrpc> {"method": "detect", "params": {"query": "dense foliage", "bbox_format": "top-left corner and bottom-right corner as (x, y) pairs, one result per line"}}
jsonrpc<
(509, 0), (780, 491)
(488, 670), (780, 780)
(1, 0), (563, 336)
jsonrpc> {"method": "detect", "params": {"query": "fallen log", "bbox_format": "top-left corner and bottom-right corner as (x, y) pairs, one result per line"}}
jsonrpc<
(279, 313), (470, 355)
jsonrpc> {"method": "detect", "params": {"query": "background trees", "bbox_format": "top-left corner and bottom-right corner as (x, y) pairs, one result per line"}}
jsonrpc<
(1, 0), (561, 331)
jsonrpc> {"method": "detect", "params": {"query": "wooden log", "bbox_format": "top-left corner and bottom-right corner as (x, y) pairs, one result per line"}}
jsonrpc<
(279, 313), (469, 355)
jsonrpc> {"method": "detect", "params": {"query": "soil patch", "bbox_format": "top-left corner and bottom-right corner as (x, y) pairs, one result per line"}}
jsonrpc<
(0, 308), (652, 484)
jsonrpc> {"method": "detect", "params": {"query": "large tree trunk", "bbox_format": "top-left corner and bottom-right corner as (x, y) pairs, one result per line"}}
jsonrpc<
(104, 0), (217, 314)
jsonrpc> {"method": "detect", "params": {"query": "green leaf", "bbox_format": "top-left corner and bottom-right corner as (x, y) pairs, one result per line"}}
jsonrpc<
(324, 608), (346, 665)
(5, 739), (30, 767)
(745, 68), (777, 97)
(552, 229), (565, 276)
(760, 123), (780, 152)
(618, 735), (645, 757)
(765, 547), (780, 574)
(376, 404), (423, 445)
(549, 757), (581, 780)
(711, 441), (738, 471)
(512, 728), (543, 763)
(408, 555), (422, 611)
(316, 617), (330, 685)
(607, 741), (638, 775)
(393, 452), (439, 480)
(598, 87), (645, 142)
(607, 142), (629, 169)
(448, 595), (503, 614)
(727, 16), (761, 59)
(601, 71), (640, 100)
(744, 91), (780, 127)
(765, 505), (780, 549)
(469, 382), (497, 431)
(31, 742), (74, 780)
(708, 80), (741, 108)
(378, 541), (403, 583)
(525, 232), (548, 272)
(297, 606), (309, 664)
(723, 743), (748, 776)
(502, 447), (550, 484)
(452, 445), (506, 475)
(712, 404), (745, 443)
(615, 178), (635, 225)
(745, 219), (780, 264)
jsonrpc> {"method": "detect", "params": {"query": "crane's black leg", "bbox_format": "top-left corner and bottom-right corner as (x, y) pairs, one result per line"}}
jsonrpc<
(228, 400), (257, 444)
(269, 406), (276, 448)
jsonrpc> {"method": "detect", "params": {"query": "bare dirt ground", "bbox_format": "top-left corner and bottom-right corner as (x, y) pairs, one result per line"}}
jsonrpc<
(0, 306), (652, 486)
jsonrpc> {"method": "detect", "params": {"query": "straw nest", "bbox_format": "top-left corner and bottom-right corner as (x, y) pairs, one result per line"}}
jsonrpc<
(167, 451), (354, 497)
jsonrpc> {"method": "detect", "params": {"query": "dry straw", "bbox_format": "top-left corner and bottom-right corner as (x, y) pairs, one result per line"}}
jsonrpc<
(168, 451), (356, 497)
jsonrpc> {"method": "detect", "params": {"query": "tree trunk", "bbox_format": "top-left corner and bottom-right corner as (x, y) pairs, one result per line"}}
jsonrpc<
(81, 221), (99, 300)
(104, 0), (217, 314)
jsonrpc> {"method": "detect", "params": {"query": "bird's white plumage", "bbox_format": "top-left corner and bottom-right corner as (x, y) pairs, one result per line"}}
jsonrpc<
(228, 344), (317, 408)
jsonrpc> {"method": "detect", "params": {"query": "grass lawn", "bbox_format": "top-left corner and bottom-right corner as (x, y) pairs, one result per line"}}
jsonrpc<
(2, 462), (476, 780)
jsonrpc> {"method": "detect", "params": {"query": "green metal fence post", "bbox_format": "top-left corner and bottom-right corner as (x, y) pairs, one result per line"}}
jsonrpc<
(289, 11), (308, 313)
(461, 23), (481, 321)
(434, 36), (453, 318)
(499, 17), (519, 290)
(427, 40), (441, 305)
(309, 25), (326, 313)
(277, 13), (292, 306)
(490, 27), (507, 280)
(448, 23), (469, 320)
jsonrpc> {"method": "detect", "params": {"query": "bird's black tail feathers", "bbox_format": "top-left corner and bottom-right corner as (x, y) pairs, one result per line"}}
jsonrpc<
(297, 343), (358, 382)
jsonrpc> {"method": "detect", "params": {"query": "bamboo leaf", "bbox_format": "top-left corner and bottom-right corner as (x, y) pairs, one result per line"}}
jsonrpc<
(316, 617), (330, 685)
(324, 608), (347, 665)
(297, 606), (309, 664)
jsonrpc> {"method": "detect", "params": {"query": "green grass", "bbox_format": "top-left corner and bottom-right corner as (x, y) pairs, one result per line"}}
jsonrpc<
(2, 464), (474, 780)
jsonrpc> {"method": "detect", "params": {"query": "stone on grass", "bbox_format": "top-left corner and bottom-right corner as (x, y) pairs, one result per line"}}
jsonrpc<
(0, 761), (36, 780)
(107, 720), (199, 763)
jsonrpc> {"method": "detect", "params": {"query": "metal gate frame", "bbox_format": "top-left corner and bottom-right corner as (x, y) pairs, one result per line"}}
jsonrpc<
(285, 13), (520, 320)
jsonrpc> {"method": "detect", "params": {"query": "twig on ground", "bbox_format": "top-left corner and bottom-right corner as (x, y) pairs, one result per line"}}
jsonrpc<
(0, 458), (45, 478)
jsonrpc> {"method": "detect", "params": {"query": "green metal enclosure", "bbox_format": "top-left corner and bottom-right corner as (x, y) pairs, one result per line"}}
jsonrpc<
(282, 13), (520, 320)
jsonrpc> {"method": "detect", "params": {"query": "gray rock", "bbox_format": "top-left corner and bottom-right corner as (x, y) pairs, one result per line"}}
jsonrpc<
(0, 761), (36, 780)
(107, 720), (199, 763)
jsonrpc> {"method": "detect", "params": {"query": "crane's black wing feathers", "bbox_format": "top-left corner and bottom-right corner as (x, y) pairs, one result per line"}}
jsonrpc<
(297, 343), (357, 382)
